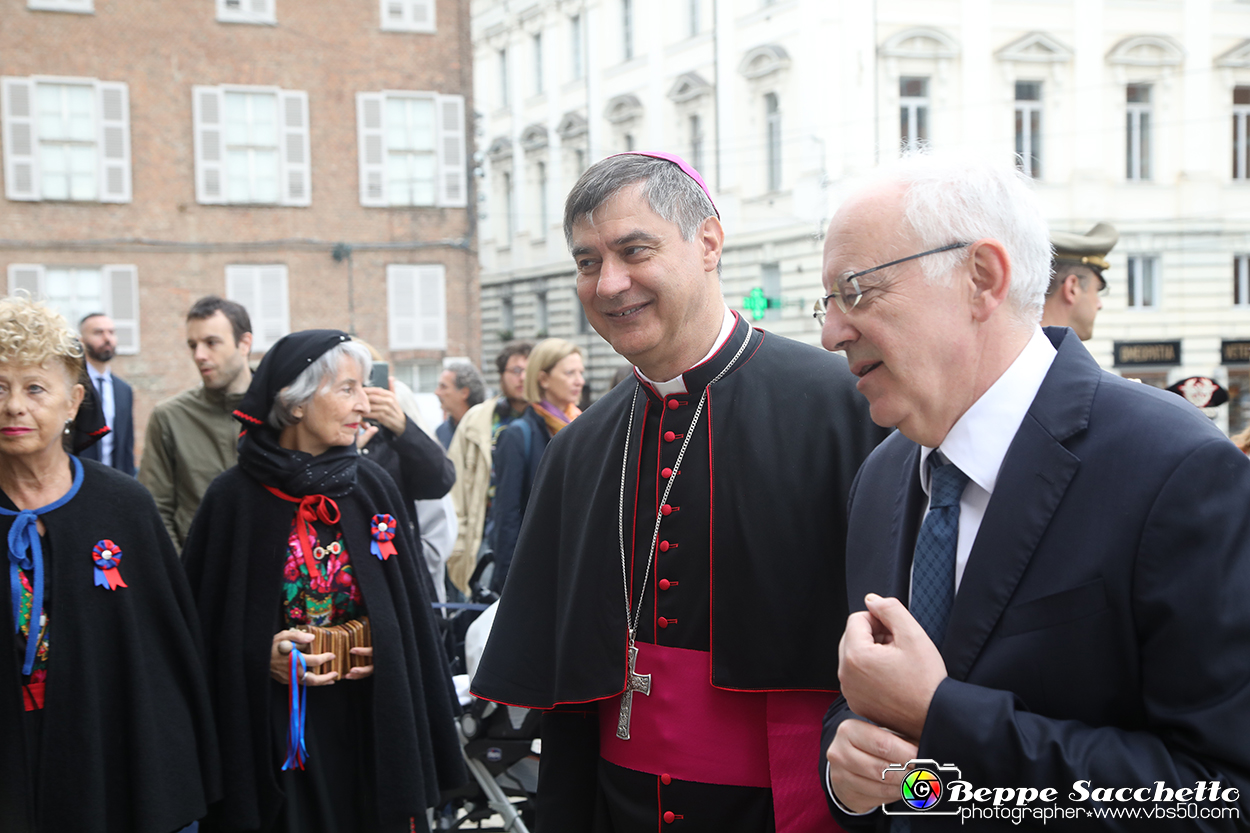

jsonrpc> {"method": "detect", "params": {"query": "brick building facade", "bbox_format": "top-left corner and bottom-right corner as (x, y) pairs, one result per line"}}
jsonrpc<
(1, 0), (478, 462)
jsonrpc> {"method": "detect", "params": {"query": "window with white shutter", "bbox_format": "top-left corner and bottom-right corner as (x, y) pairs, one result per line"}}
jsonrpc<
(6, 264), (43, 298)
(216, 0), (276, 25)
(438, 94), (467, 207)
(193, 86), (225, 203)
(98, 83), (131, 202)
(356, 91), (466, 208)
(379, 0), (434, 33)
(226, 265), (290, 350)
(387, 264), (446, 351)
(2, 75), (131, 203)
(27, 0), (93, 12)
(6, 263), (140, 353)
(1, 78), (37, 201)
(356, 92), (386, 207)
(280, 91), (311, 205)
(103, 264), (139, 353)
(194, 85), (309, 207)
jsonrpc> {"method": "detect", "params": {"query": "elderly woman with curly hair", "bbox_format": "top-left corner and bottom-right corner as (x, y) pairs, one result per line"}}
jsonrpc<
(0, 294), (219, 832)
(181, 330), (464, 833)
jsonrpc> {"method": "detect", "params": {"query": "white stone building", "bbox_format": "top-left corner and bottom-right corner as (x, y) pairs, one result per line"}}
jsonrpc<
(472, 0), (1250, 433)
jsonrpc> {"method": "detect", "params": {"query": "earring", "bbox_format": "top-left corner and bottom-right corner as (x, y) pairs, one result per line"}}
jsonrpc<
(64, 420), (72, 435)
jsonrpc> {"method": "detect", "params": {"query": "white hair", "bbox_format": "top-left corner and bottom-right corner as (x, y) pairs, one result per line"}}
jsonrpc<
(268, 341), (373, 429)
(858, 151), (1053, 326)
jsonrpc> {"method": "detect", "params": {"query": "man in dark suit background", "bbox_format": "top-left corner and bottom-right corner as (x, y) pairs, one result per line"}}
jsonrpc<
(817, 154), (1250, 830)
(79, 312), (136, 476)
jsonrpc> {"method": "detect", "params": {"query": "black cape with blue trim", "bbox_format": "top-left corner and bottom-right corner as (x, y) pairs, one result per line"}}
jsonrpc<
(1, 458), (221, 833)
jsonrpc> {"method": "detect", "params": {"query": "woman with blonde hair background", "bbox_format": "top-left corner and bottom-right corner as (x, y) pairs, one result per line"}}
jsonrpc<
(488, 338), (583, 594)
(0, 294), (219, 832)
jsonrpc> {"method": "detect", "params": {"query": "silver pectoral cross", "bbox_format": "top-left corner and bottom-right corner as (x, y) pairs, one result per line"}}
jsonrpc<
(616, 644), (651, 740)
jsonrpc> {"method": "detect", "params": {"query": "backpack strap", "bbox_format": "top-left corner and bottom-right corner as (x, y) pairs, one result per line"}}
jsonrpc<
(514, 415), (533, 459)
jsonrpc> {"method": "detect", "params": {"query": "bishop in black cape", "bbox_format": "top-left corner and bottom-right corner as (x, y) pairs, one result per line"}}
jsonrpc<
(472, 314), (886, 830)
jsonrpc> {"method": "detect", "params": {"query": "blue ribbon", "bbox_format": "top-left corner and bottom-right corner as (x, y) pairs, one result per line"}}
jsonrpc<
(1, 456), (83, 676)
(282, 647), (309, 771)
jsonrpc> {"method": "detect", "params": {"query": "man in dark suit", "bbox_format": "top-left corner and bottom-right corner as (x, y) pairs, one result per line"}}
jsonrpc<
(79, 312), (136, 476)
(817, 155), (1250, 830)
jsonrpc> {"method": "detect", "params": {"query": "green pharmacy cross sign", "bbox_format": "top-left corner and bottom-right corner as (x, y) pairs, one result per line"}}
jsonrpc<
(742, 287), (781, 321)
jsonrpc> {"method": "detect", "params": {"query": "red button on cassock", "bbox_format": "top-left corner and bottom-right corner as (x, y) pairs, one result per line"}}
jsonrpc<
(664, 431), (676, 442)
(664, 811), (676, 824)
(661, 504), (672, 516)
(659, 579), (670, 590)
(661, 467), (673, 479)
(659, 540), (670, 552)
(666, 399), (680, 410)
(658, 617), (669, 628)
(661, 773), (672, 785)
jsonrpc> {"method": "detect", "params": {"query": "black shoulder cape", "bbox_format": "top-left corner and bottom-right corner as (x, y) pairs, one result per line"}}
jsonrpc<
(472, 321), (888, 708)
(1, 459), (221, 833)
(182, 460), (466, 831)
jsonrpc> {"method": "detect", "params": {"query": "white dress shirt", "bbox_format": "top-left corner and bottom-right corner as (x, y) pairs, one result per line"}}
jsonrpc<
(87, 364), (115, 466)
(915, 326), (1056, 592)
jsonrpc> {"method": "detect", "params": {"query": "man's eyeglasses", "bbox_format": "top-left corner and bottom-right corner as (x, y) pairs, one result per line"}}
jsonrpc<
(812, 242), (969, 324)
(504, 367), (526, 377)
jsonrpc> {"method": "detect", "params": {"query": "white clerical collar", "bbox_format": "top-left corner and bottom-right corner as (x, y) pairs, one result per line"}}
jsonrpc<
(636, 306), (736, 397)
(919, 327), (1056, 496)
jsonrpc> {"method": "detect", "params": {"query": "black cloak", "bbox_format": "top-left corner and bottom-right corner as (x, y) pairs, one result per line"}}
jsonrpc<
(1, 459), (221, 833)
(472, 316), (888, 707)
(182, 461), (467, 831)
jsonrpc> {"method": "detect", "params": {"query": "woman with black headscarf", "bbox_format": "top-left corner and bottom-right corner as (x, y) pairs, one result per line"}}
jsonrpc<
(182, 330), (464, 833)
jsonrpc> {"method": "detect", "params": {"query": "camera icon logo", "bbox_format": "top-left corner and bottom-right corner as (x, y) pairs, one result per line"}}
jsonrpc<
(881, 759), (962, 816)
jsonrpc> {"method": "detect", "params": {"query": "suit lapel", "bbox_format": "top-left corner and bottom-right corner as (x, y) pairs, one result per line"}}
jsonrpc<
(940, 329), (1098, 680)
(846, 440), (924, 608)
(941, 417), (1079, 679)
(890, 446), (925, 601)
(113, 380), (130, 468)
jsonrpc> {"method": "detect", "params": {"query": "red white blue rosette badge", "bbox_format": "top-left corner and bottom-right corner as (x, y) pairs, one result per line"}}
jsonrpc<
(92, 539), (129, 590)
(370, 514), (398, 561)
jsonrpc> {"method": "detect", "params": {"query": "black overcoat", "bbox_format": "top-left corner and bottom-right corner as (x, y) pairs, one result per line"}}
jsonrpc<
(1, 458), (220, 833)
(182, 460), (466, 832)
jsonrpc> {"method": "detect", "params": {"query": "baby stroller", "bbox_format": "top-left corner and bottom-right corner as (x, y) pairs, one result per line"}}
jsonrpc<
(441, 688), (539, 831)
(437, 554), (539, 831)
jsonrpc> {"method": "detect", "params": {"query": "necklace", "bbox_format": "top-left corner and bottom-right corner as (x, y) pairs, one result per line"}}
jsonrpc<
(614, 329), (753, 740)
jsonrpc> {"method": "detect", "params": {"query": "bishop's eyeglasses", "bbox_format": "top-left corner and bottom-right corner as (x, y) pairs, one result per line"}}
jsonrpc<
(812, 242), (969, 324)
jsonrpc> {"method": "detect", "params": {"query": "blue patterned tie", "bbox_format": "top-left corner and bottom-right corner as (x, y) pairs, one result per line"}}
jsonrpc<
(910, 455), (969, 647)
(889, 459), (968, 833)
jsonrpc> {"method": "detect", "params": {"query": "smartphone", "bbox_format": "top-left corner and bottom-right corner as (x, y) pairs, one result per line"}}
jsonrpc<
(369, 361), (389, 389)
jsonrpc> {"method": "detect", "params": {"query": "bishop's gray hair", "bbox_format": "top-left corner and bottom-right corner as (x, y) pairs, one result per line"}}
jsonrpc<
(563, 154), (717, 248)
(268, 341), (373, 429)
(884, 151), (1053, 326)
